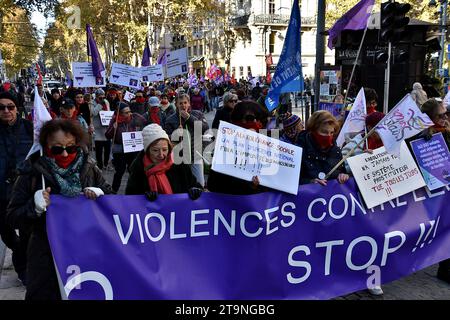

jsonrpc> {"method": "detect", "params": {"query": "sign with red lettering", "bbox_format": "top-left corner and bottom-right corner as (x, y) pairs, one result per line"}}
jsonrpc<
(347, 141), (426, 209)
(212, 121), (302, 195)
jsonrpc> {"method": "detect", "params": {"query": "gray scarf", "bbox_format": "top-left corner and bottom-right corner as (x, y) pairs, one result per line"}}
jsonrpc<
(44, 152), (85, 197)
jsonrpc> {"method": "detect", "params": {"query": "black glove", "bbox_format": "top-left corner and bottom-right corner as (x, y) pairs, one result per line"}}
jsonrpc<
(145, 191), (158, 202)
(188, 187), (202, 200)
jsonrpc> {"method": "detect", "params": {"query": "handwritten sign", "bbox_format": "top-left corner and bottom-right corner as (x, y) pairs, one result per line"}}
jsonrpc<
(122, 131), (144, 153)
(110, 63), (142, 89)
(72, 62), (106, 88)
(347, 141), (426, 209)
(99, 111), (114, 126)
(211, 121), (302, 195)
(410, 133), (450, 191)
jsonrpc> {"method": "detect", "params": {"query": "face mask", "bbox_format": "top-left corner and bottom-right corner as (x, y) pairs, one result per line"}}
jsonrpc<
(45, 147), (78, 169)
(367, 106), (376, 114)
(312, 131), (334, 149)
(136, 97), (145, 104)
(235, 121), (263, 132)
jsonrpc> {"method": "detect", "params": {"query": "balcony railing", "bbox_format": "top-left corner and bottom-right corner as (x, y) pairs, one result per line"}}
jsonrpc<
(253, 14), (316, 27)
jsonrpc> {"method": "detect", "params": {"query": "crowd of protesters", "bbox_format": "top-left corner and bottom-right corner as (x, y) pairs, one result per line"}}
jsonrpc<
(0, 75), (449, 300)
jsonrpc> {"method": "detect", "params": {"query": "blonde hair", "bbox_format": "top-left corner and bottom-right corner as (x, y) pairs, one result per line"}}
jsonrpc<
(306, 110), (339, 133)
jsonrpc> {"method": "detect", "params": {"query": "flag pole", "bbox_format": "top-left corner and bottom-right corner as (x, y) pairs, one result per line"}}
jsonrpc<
(342, 25), (369, 112)
(325, 100), (399, 179)
(40, 148), (46, 190)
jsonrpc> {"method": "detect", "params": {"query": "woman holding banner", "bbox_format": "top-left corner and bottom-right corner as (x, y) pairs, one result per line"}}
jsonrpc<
(125, 123), (202, 200)
(6, 119), (112, 300)
(296, 110), (349, 186)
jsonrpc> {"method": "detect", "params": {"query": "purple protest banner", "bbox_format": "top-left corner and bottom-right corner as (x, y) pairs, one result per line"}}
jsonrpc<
(410, 133), (450, 190)
(47, 179), (450, 300)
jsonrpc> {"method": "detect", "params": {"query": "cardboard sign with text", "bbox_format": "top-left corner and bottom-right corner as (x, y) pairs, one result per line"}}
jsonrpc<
(347, 141), (426, 208)
(410, 133), (450, 191)
(122, 131), (144, 153)
(99, 111), (114, 126)
(110, 63), (142, 89)
(212, 121), (302, 195)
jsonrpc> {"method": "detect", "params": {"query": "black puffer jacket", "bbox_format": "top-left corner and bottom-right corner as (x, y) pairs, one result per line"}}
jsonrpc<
(295, 131), (346, 184)
(125, 150), (201, 195)
(6, 150), (112, 300)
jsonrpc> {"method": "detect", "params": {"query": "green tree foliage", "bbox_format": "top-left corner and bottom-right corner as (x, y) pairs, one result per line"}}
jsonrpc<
(0, 7), (40, 77)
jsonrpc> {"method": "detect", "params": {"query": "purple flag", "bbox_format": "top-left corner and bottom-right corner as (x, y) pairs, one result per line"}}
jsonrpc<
(327, 0), (375, 49)
(157, 49), (167, 66)
(86, 24), (105, 78)
(141, 37), (151, 67)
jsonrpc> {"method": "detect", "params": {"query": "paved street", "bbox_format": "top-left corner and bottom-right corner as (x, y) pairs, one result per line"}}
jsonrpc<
(1, 108), (450, 300)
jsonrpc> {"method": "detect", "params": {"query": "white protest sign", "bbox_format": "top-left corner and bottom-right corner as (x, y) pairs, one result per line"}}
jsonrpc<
(110, 63), (142, 89)
(165, 48), (188, 78)
(347, 141), (426, 209)
(212, 121), (302, 195)
(141, 64), (164, 82)
(99, 111), (114, 126)
(123, 91), (135, 102)
(72, 62), (106, 88)
(122, 131), (144, 153)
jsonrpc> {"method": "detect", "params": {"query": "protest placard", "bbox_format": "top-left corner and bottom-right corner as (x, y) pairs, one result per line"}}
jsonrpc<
(72, 62), (106, 88)
(110, 63), (142, 89)
(211, 121), (302, 194)
(122, 131), (144, 153)
(99, 111), (114, 126)
(141, 64), (164, 82)
(410, 133), (450, 191)
(165, 48), (188, 78)
(123, 91), (135, 102)
(318, 102), (344, 118)
(347, 141), (426, 208)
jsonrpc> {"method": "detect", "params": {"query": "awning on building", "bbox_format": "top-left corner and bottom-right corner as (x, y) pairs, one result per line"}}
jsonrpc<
(191, 56), (205, 62)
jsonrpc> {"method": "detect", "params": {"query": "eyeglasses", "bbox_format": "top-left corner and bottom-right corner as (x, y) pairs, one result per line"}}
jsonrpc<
(49, 145), (78, 155)
(229, 100), (238, 103)
(0, 104), (16, 111)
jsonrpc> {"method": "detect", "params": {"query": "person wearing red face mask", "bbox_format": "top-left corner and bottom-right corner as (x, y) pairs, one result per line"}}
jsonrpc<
(130, 90), (147, 115)
(207, 100), (269, 195)
(296, 110), (349, 186)
(364, 88), (378, 115)
(6, 119), (112, 300)
(105, 102), (147, 192)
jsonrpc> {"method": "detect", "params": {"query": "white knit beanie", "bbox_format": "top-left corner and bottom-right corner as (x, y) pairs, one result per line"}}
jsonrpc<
(142, 124), (170, 152)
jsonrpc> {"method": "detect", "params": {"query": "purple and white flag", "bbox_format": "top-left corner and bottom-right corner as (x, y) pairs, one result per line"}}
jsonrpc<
(86, 24), (105, 78)
(376, 94), (434, 156)
(336, 87), (367, 147)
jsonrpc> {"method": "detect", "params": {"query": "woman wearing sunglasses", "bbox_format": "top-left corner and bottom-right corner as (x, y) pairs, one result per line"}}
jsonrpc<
(6, 119), (112, 300)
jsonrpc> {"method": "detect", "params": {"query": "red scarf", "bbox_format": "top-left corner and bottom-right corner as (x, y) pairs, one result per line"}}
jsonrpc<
(45, 147), (78, 169)
(149, 106), (161, 125)
(116, 113), (132, 124)
(312, 131), (334, 149)
(143, 154), (174, 194)
(367, 136), (383, 150)
(433, 124), (448, 133)
(367, 106), (376, 115)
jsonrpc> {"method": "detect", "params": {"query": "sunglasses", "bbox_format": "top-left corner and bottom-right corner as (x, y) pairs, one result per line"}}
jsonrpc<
(229, 100), (238, 103)
(0, 104), (16, 111)
(49, 145), (78, 155)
